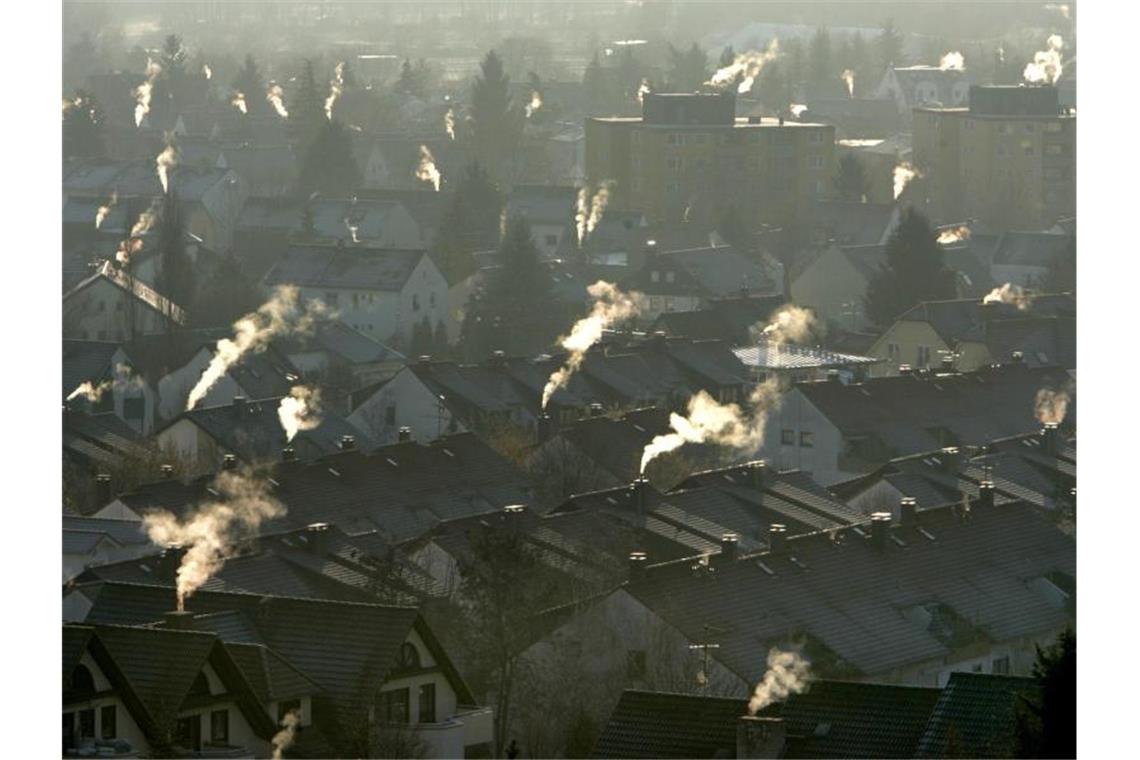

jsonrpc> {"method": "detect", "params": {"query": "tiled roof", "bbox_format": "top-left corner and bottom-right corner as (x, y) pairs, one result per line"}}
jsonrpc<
(624, 246), (778, 298)
(262, 244), (428, 292)
(896, 295), (1075, 348)
(809, 201), (897, 246)
(64, 261), (187, 325)
(734, 343), (879, 371)
(225, 642), (325, 703)
(651, 295), (785, 344)
(63, 411), (151, 471)
(63, 158), (232, 201)
(591, 690), (743, 758)
(63, 340), (122, 399)
(915, 672), (1040, 757)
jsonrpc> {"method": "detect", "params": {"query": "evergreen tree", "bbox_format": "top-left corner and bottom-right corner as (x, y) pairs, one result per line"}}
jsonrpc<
(877, 20), (905, 70)
(582, 53), (609, 114)
(62, 90), (106, 160)
(834, 154), (869, 202)
(617, 46), (641, 104)
(470, 50), (521, 182)
(155, 34), (188, 118)
(289, 59), (328, 151)
(154, 191), (195, 320)
(297, 119), (361, 196)
(189, 253), (262, 328)
(233, 54), (265, 114)
(666, 43), (709, 90)
(808, 27), (834, 91)
(435, 162), (504, 284)
(755, 61), (790, 112)
(1015, 628), (1076, 759)
(850, 31), (872, 96)
(864, 207), (956, 327)
(719, 44), (736, 68)
(395, 58), (421, 97)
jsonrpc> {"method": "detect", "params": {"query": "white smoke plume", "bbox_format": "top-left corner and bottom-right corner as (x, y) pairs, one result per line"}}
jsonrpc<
(756, 305), (818, 345)
(156, 140), (179, 194)
(939, 51), (966, 71)
(67, 380), (111, 403)
(266, 84), (289, 118)
(272, 710), (302, 760)
(789, 103), (807, 118)
(325, 61), (345, 120)
(231, 91), (248, 115)
(277, 386), (323, 442)
(96, 191), (118, 230)
(937, 225), (972, 245)
(576, 182), (615, 246)
(525, 91), (543, 118)
(575, 187), (590, 246)
(67, 363), (145, 403)
(841, 69), (855, 97)
(747, 648), (811, 715)
(186, 287), (327, 410)
(416, 145), (442, 191)
(1035, 387), (1070, 425)
(998, 44), (1006, 64)
(637, 78), (652, 103)
(1044, 4), (1071, 20)
(1024, 34), (1064, 84)
(445, 108), (456, 140)
(202, 64), (212, 80)
(133, 58), (162, 127)
(707, 40), (781, 94)
(117, 200), (162, 265)
(541, 282), (645, 409)
(893, 162), (922, 200)
(640, 379), (780, 473)
(983, 283), (1034, 310)
(143, 469), (285, 611)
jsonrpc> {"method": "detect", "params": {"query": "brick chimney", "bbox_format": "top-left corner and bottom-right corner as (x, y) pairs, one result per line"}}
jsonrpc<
(95, 474), (112, 505)
(977, 480), (996, 509)
(305, 522), (329, 555)
(870, 512), (892, 551)
(768, 524), (787, 553)
(736, 716), (786, 759)
(628, 551), (648, 579)
(721, 533), (739, 562)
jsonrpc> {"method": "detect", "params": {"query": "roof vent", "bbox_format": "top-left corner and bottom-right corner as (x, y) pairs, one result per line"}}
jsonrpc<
(870, 511), (892, 551)
(721, 533), (739, 561)
(160, 464), (174, 479)
(339, 435), (356, 451)
(768, 523), (787, 553)
(221, 453), (238, 470)
(628, 551), (648, 578)
(281, 446), (297, 462)
(398, 426), (412, 442)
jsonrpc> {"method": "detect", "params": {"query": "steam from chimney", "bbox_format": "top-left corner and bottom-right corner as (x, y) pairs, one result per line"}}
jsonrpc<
(143, 469), (285, 611)
(1044, 3), (1071, 20)
(277, 385), (323, 442)
(755, 305), (818, 345)
(1024, 34), (1064, 84)
(445, 108), (456, 139)
(939, 51), (966, 71)
(68, 362), (145, 402)
(747, 648), (811, 715)
(95, 191), (118, 230)
(983, 283), (1033, 310)
(416, 145), (442, 191)
(541, 282), (645, 408)
(707, 40), (781, 93)
(186, 286), (328, 410)
(1034, 387), (1070, 425)
(133, 58), (162, 127)
(231, 91), (248, 115)
(637, 78), (652, 103)
(325, 61), (345, 120)
(202, 64), (212, 80)
(117, 200), (162, 265)
(893, 162), (922, 200)
(640, 378), (780, 473)
(937, 225), (971, 245)
(271, 710), (302, 760)
(576, 181), (615, 246)
(525, 90), (543, 118)
(156, 140), (179, 194)
(841, 69), (855, 97)
(789, 103), (807, 118)
(267, 84), (289, 118)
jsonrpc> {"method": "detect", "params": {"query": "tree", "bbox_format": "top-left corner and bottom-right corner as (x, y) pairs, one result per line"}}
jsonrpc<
(1015, 628), (1076, 759)
(289, 59), (328, 152)
(435, 162), (503, 284)
(155, 34), (188, 118)
(297, 119), (361, 196)
(582, 53), (615, 115)
(850, 31), (873, 95)
(470, 50), (522, 182)
(864, 207), (957, 327)
(876, 20), (905, 70)
(394, 58), (422, 97)
(154, 190), (195, 322)
(808, 27), (834, 91)
(666, 42), (709, 90)
(63, 90), (106, 160)
(834, 154), (869, 202)
(719, 44), (736, 69)
(232, 54), (265, 114)
(189, 254), (262, 328)
(754, 60), (790, 112)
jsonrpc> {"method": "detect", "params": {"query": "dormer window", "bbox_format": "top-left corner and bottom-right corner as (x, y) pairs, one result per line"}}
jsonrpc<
(397, 642), (421, 669)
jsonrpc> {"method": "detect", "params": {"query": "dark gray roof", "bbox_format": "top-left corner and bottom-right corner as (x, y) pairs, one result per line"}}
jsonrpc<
(592, 690), (743, 758)
(63, 158), (232, 201)
(915, 673), (1040, 758)
(651, 295), (785, 344)
(224, 642), (325, 703)
(809, 201), (897, 246)
(990, 232), (1072, 268)
(262, 244), (428, 292)
(63, 340), (121, 399)
(624, 246), (778, 298)
(63, 411), (150, 472)
(897, 295), (1075, 348)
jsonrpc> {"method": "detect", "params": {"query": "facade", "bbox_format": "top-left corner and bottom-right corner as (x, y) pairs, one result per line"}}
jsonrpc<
(585, 92), (835, 226)
(63, 262), (187, 341)
(913, 85), (1076, 230)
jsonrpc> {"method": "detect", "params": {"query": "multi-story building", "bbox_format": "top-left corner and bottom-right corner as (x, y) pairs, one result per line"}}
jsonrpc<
(585, 92), (835, 226)
(913, 85), (1076, 230)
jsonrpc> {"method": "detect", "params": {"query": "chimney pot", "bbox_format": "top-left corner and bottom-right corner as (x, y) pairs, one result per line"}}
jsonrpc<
(721, 533), (739, 562)
(1041, 422), (1059, 457)
(940, 446), (961, 473)
(736, 716), (787, 759)
(398, 426), (412, 442)
(977, 480), (996, 509)
(305, 522), (329, 555)
(160, 464), (174, 479)
(282, 446), (297, 461)
(1010, 350), (1024, 364)
(898, 364), (913, 376)
(870, 511), (892, 550)
(631, 476), (651, 513)
(628, 551), (648, 578)
(163, 610), (196, 630)
(232, 395), (247, 412)
(339, 435), (356, 451)
(537, 413), (553, 444)
(221, 453), (238, 470)
(768, 523), (787, 553)
(899, 497), (917, 528)
(589, 402), (604, 417)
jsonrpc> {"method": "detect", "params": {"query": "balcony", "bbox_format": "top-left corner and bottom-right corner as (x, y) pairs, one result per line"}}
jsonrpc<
(456, 705), (494, 746)
(411, 707), (492, 759)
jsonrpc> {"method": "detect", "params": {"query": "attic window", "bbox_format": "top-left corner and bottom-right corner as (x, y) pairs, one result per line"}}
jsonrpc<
(386, 458), (399, 467)
(755, 560), (775, 576)
(442, 449), (455, 458)
(139, 563), (152, 573)
(328, 468), (341, 477)
(918, 527), (936, 541)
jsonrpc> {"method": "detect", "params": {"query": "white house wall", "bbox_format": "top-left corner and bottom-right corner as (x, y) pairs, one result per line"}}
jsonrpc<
(348, 368), (465, 444)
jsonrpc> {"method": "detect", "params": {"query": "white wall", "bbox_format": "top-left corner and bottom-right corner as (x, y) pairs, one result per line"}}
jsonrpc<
(761, 388), (846, 485)
(65, 654), (149, 753)
(399, 254), (450, 347)
(348, 368), (466, 445)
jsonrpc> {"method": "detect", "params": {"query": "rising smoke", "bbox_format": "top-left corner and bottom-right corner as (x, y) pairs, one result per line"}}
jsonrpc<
(937, 225), (971, 245)
(186, 287), (328, 410)
(939, 51), (966, 71)
(525, 90), (543, 118)
(66, 363), (144, 403)
(156, 140), (179, 194)
(841, 69), (855, 97)
(278, 386), (323, 442)
(640, 378), (780, 473)
(267, 84), (289, 118)
(416, 145), (442, 191)
(325, 61), (345, 119)
(893, 162), (922, 200)
(445, 108), (456, 139)
(202, 64), (212, 80)
(789, 103), (807, 118)
(754, 305), (819, 345)
(1024, 34), (1064, 84)
(95, 191), (118, 230)
(117, 199), (162, 265)
(576, 181), (614, 246)
(133, 58), (162, 127)
(747, 648), (811, 715)
(271, 710), (302, 760)
(143, 469), (285, 611)
(637, 78), (652, 103)
(1035, 387), (1070, 425)
(541, 282), (645, 409)
(983, 283), (1033, 310)
(231, 91), (248, 115)
(707, 40), (781, 93)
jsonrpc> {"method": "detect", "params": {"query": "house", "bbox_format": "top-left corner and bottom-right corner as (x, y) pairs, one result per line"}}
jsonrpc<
(766, 364), (1075, 485)
(63, 261), (187, 341)
(794, 96), (900, 140)
(733, 342), (881, 384)
(63, 515), (153, 583)
(505, 185), (578, 259)
(806, 200), (900, 247)
(64, 340), (158, 434)
(65, 587), (494, 758)
(866, 294), (1076, 376)
(833, 136), (912, 204)
(650, 294), (786, 344)
(176, 138), (298, 197)
(622, 245), (783, 321)
(276, 319), (406, 393)
(262, 243), (449, 348)
(155, 395), (376, 475)
(236, 196), (426, 255)
(873, 65), (974, 119)
(63, 159), (249, 251)
(984, 231), (1074, 288)
(62, 411), (155, 514)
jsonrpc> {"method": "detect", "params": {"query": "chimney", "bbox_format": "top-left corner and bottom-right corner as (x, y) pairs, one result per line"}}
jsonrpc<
(221, 453), (238, 470)
(650, 331), (668, 351)
(162, 610), (196, 630)
(281, 446), (297, 462)
(898, 364), (913, 376)
(768, 523), (787, 553)
(939, 355), (955, 373)
(159, 545), (186, 575)
(1009, 350), (1024, 364)
(940, 446), (961, 473)
(749, 460), (769, 497)
(899, 497), (917, 529)
(503, 504), (526, 525)
(305, 522), (329, 555)
(488, 349), (507, 368)
(398, 426), (412, 442)
(160, 464), (174, 479)
(232, 395), (247, 414)
(721, 533), (739, 562)
(95, 474), (112, 505)
(339, 435), (356, 451)
(417, 354), (432, 365)
(631, 476), (651, 513)
(537, 413), (553, 444)
(628, 551), (648, 579)
(826, 369), (841, 383)
(980, 301), (1000, 322)
(589, 402), (604, 417)
(736, 716), (787, 759)
(870, 511), (892, 551)
(977, 480), (996, 509)
(1041, 422), (1059, 457)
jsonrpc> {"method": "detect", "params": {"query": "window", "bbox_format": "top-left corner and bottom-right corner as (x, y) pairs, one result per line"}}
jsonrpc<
(799, 431), (815, 448)
(379, 688), (410, 724)
(352, 293), (360, 307)
(992, 656), (1011, 675)
(177, 716), (202, 751)
(815, 179), (826, 195)
(917, 346), (931, 366)
(809, 155), (824, 169)
(78, 708), (95, 739)
(418, 683), (437, 724)
(666, 181), (682, 195)
(666, 157), (682, 171)
(665, 271), (675, 283)
(397, 642), (421, 670)
(781, 429), (795, 446)
(100, 706), (116, 739)
(1045, 144), (1063, 156)
(627, 650), (647, 679)
(887, 343), (900, 360)
(210, 709), (229, 745)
